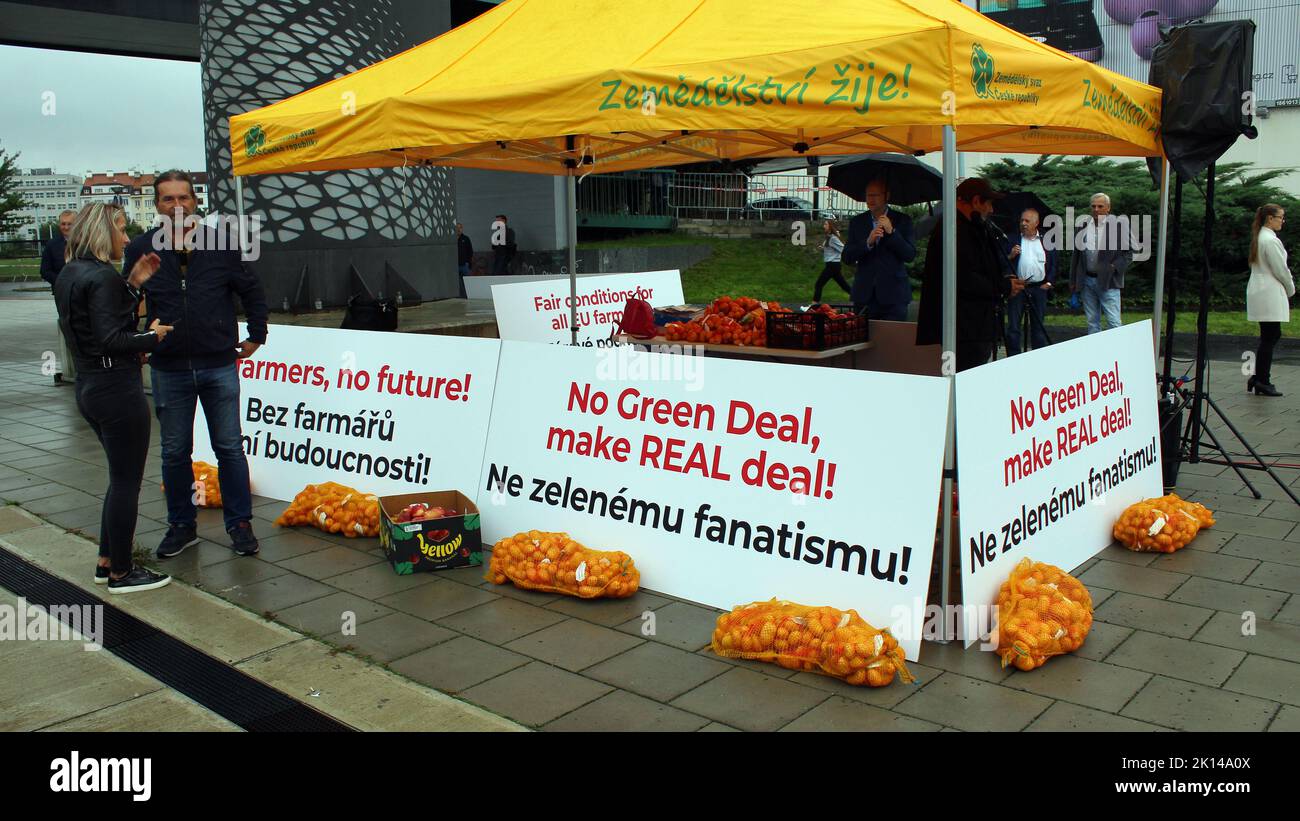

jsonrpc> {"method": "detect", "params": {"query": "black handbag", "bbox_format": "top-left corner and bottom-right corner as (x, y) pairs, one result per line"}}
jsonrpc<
(340, 263), (398, 331)
(341, 294), (398, 331)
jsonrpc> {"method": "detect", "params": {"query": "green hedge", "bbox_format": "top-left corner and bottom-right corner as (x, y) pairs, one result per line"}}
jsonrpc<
(901, 156), (1299, 310)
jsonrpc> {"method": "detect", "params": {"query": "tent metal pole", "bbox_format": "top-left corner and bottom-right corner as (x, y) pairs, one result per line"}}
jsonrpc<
(234, 175), (246, 256)
(940, 125), (957, 636)
(1151, 158), (1170, 364)
(567, 174), (578, 345)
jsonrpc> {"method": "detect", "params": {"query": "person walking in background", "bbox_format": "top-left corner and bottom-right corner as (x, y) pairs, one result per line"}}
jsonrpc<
(1070, 192), (1131, 334)
(813, 219), (851, 303)
(120, 169), (269, 559)
(842, 178), (916, 320)
(42, 210), (78, 384)
(54, 203), (173, 593)
(491, 213), (517, 275)
(1005, 207), (1057, 354)
(456, 221), (473, 297)
(1246, 203), (1294, 397)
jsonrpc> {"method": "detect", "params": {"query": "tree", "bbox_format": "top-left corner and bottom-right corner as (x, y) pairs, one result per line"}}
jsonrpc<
(975, 156), (1299, 310)
(0, 144), (30, 237)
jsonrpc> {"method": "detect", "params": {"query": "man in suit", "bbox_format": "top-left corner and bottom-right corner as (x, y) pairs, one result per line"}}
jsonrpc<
(916, 178), (1025, 371)
(39, 210), (75, 288)
(42, 210), (77, 383)
(1070, 192), (1131, 334)
(842, 178), (916, 320)
(1004, 207), (1058, 354)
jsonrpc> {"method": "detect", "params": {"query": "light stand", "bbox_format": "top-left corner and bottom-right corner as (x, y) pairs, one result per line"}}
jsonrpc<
(1161, 162), (1299, 505)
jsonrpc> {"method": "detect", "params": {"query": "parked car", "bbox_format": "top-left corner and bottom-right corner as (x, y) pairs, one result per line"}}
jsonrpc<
(744, 196), (835, 222)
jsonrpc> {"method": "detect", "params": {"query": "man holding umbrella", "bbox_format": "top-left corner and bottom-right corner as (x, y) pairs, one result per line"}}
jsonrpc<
(841, 178), (916, 320)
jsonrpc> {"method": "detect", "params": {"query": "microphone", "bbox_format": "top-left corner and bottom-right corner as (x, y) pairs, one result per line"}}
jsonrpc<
(983, 217), (1010, 245)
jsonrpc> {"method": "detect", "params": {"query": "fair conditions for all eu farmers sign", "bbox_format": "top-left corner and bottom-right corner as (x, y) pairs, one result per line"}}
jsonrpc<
(477, 341), (950, 660)
(954, 320), (1162, 646)
(192, 324), (500, 503)
(491, 270), (684, 346)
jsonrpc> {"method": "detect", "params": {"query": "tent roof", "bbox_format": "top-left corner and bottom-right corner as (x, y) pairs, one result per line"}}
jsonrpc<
(229, 0), (1163, 177)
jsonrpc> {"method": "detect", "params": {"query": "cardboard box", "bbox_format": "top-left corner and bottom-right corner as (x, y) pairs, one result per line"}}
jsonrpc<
(378, 490), (481, 575)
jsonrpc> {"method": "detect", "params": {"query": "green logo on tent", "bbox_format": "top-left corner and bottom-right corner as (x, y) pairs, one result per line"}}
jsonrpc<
(245, 125), (266, 157)
(971, 43), (995, 99)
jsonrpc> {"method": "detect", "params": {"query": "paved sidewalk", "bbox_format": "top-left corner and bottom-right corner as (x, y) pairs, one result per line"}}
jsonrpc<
(1, 293), (1296, 731)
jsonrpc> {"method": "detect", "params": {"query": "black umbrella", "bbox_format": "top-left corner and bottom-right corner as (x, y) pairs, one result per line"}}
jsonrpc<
(992, 191), (1054, 238)
(825, 153), (942, 207)
(913, 191), (1055, 241)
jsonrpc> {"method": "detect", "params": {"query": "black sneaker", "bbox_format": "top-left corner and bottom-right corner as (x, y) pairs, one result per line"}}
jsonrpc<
(156, 524), (199, 559)
(107, 566), (171, 594)
(229, 521), (260, 556)
(94, 564), (110, 585)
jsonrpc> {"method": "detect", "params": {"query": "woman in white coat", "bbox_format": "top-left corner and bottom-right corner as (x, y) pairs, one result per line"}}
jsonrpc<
(1246, 204), (1294, 397)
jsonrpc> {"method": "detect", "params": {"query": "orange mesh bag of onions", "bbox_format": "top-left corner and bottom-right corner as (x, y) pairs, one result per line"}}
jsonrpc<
(995, 558), (1093, 671)
(1112, 493), (1213, 553)
(486, 530), (639, 598)
(275, 482), (380, 538)
(161, 461), (223, 508)
(711, 599), (913, 687)
(1154, 493), (1215, 529)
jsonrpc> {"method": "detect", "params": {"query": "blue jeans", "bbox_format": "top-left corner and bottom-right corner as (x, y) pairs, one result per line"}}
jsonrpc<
(1006, 286), (1049, 354)
(1080, 276), (1122, 334)
(151, 364), (253, 531)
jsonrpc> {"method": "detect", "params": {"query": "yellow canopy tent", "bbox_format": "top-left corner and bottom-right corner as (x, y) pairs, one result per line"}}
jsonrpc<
(229, 0), (1161, 177)
(228, 0), (1169, 611)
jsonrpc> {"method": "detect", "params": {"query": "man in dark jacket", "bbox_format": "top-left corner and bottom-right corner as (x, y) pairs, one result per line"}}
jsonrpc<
(916, 178), (1024, 371)
(39, 210), (76, 287)
(120, 170), (269, 559)
(491, 214), (517, 275)
(841, 178), (916, 320)
(1004, 207), (1058, 354)
(43, 210), (78, 383)
(456, 222), (473, 297)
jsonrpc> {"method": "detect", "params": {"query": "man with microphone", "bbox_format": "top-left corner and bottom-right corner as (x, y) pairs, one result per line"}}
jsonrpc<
(842, 177), (916, 320)
(916, 178), (1024, 371)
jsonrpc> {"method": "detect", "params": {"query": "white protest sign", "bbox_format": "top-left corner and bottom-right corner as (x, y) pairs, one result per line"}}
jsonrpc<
(954, 321), (1162, 646)
(465, 272), (607, 301)
(193, 324), (500, 503)
(477, 341), (950, 660)
(490, 270), (684, 346)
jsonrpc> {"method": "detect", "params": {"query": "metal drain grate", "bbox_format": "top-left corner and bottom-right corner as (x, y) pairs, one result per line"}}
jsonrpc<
(0, 546), (355, 732)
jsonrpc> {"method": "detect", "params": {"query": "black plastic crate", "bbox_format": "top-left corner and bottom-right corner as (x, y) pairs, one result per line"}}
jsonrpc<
(765, 304), (868, 351)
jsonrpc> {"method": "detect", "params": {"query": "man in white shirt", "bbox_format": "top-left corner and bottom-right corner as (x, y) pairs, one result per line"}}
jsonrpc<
(1005, 207), (1057, 354)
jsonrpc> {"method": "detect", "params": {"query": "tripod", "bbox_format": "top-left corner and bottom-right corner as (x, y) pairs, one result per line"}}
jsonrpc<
(1012, 280), (1054, 354)
(995, 280), (1054, 359)
(1160, 163), (1299, 505)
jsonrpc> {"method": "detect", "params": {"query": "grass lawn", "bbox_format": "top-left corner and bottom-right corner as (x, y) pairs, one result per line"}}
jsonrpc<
(579, 235), (1292, 338)
(0, 258), (41, 281)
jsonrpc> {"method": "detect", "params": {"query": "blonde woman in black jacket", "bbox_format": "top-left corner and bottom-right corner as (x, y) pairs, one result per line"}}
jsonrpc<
(54, 203), (174, 593)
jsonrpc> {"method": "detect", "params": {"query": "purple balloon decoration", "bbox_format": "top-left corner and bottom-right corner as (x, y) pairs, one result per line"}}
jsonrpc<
(1164, 0), (1219, 21)
(1104, 0), (1150, 25)
(1131, 9), (1168, 61)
